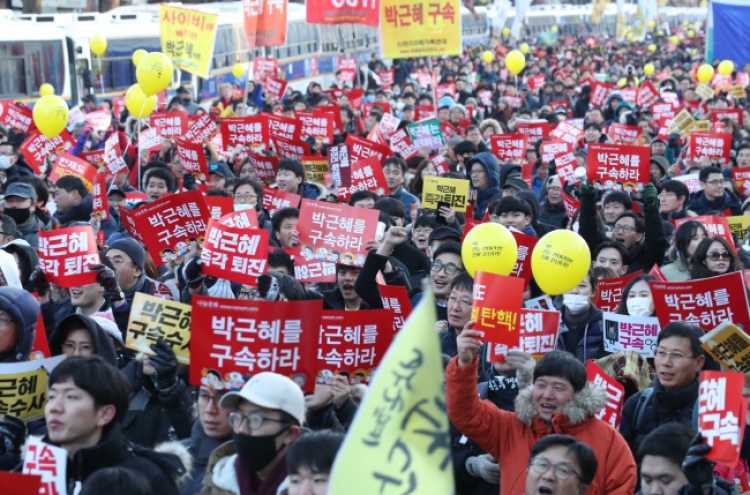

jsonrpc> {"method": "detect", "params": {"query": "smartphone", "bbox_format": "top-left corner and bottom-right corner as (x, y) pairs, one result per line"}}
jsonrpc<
(376, 221), (386, 241)
(416, 208), (436, 221)
(436, 201), (451, 225)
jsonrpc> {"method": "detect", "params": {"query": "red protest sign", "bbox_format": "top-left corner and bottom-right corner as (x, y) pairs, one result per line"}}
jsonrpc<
(733, 168), (750, 196)
(441, 121), (460, 141)
(0, 472), (42, 495)
(314, 106), (343, 137)
(414, 105), (436, 121)
(378, 283), (413, 333)
(346, 88), (362, 110)
(186, 113), (218, 143)
(328, 143), (351, 188)
(271, 135), (309, 160)
(389, 129), (420, 161)
(337, 58), (357, 84)
(201, 220), (269, 285)
(151, 111), (188, 137)
(378, 69), (394, 86)
(587, 360), (625, 428)
(636, 81), (659, 108)
(244, 0), (286, 46)
(489, 309), (560, 361)
(316, 310), (393, 378)
(503, 94), (523, 108)
(219, 209), (260, 230)
(220, 116), (268, 150)
(189, 297), (323, 392)
(491, 133), (528, 164)
(699, 371), (745, 465)
(337, 156), (390, 202)
(510, 231), (538, 288)
(550, 121), (583, 145)
(436, 82), (456, 100)
(204, 196), (234, 220)
(248, 151), (279, 183)
(306, 0), (378, 26)
(262, 186), (301, 217)
(561, 190), (580, 219)
(650, 272), (750, 330)
(471, 271), (525, 346)
(140, 127), (164, 152)
(295, 199), (379, 282)
(103, 134), (128, 177)
(19, 130), (75, 175)
(123, 190), (210, 267)
(553, 151), (580, 187)
(49, 152), (98, 191)
(176, 138), (210, 181)
(253, 57), (278, 82)
(712, 109), (743, 127)
(528, 74), (546, 91)
(541, 140), (572, 164)
(262, 112), (301, 142)
(516, 119), (549, 141)
(652, 103), (676, 122)
(590, 81), (613, 107)
(297, 110), (334, 144)
(83, 109), (111, 131)
(345, 134), (390, 165)
(587, 143), (650, 189)
(620, 88), (637, 104)
(92, 173), (109, 221)
(592, 271), (642, 312)
(80, 149), (105, 167)
(39, 226), (100, 288)
(549, 100), (569, 113)
(674, 215), (733, 247)
(690, 132), (732, 164)
(608, 123), (642, 145)
(264, 75), (287, 102)
(0, 103), (34, 133)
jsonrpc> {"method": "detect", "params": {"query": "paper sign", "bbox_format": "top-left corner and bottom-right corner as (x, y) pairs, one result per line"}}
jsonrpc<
(471, 271), (525, 345)
(408, 120), (445, 151)
(380, 0), (462, 59)
(160, 4), (218, 78)
(389, 129), (420, 161)
(126, 292), (192, 364)
(0, 472), (41, 495)
(674, 215), (733, 247)
(550, 121), (584, 145)
(516, 119), (549, 140)
(176, 138), (210, 181)
(672, 173), (702, 193)
(186, 113), (218, 143)
(19, 130), (75, 175)
(263, 112), (301, 142)
(328, 143), (351, 188)
(712, 108), (743, 127)
(248, 151), (279, 183)
(491, 133), (528, 163)
(0, 355), (64, 421)
(541, 140), (572, 164)
(262, 186), (301, 217)
(591, 271), (642, 312)
(221, 116), (268, 150)
(509, 231), (539, 288)
(49, 152), (98, 192)
(92, 173), (109, 221)
(669, 109), (697, 136)
(203, 195), (234, 220)
(378, 283), (413, 333)
(38, 226), (100, 288)
(201, 220), (269, 285)
(103, 134), (128, 177)
(301, 156), (329, 184)
(189, 297), (323, 392)
(337, 156), (390, 202)
(699, 371), (744, 465)
(608, 123), (642, 145)
(22, 436), (67, 495)
(701, 321), (750, 373)
(254, 57), (278, 83)
(587, 360), (625, 428)
(690, 132), (731, 163)
(271, 135), (309, 160)
(602, 312), (661, 358)
(422, 176), (470, 212)
(586, 143), (650, 190)
(219, 209), (260, 229)
(264, 75), (287, 102)
(298, 110), (334, 144)
(488, 309), (560, 361)
(1, 102), (34, 133)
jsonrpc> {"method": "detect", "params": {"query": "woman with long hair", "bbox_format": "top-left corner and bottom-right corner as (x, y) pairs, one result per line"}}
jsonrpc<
(661, 221), (707, 282)
(688, 236), (742, 280)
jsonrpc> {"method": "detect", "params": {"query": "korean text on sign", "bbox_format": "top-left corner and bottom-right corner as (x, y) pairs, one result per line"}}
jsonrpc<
(587, 361), (625, 428)
(201, 220), (269, 286)
(0, 355), (65, 421)
(126, 292), (192, 365)
(698, 371), (745, 465)
(160, 4), (218, 79)
(602, 312), (661, 358)
(489, 309), (560, 361)
(471, 271), (525, 348)
(38, 226), (100, 288)
(378, 283), (413, 333)
(586, 143), (650, 189)
(422, 176), (470, 212)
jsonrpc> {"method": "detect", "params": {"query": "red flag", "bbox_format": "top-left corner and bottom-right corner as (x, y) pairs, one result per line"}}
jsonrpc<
(243, 0), (287, 46)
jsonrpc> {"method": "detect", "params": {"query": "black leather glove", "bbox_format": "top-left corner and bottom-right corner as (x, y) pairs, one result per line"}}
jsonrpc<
(682, 434), (715, 495)
(27, 268), (50, 297)
(641, 182), (658, 207)
(182, 173), (197, 191)
(0, 415), (26, 459)
(184, 257), (204, 289)
(579, 181), (596, 199)
(149, 337), (178, 389)
(89, 264), (123, 301)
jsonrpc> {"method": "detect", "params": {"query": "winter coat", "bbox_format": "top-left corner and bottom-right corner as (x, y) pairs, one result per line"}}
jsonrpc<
(353, 251), (411, 310)
(0, 288), (39, 363)
(619, 376), (699, 456)
(660, 257), (690, 282)
(389, 185), (419, 213)
(469, 152), (503, 220)
(688, 190), (743, 216)
(538, 201), (567, 229)
(53, 193), (94, 226)
(1, 239), (39, 291)
(14, 211), (55, 250)
(49, 313), (119, 367)
(516, 191), (557, 237)
(180, 421), (231, 495)
(200, 441), (290, 495)
(446, 355), (637, 495)
(305, 398), (358, 432)
(48, 296), (130, 343)
(322, 287), (371, 310)
(557, 305), (607, 362)
(296, 181), (327, 201)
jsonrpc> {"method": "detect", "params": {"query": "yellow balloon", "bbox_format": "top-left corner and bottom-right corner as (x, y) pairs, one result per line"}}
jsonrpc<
(626, 32), (633, 41)
(644, 63), (655, 76)
(502, 27), (510, 37)
(618, 78), (627, 88)
(694, 21), (702, 30)
(687, 30), (695, 38)
(683, 20), (689, 26)
(125, 84), (157, 118)
(136, 52), (174, 97)
(647, 20), (656, 30)
(461, 223), (518, 277)
(669, 35), (679, 45)
(90, 35), (107, 56)
(132, 49), (147, 66)
(718, 60), (734, 76)
(648, 44), (657, 53)
(39, 83), (54, 96)
(33, 95), (69, 140)
(232, 63), (245, 78)
(692, 49), (697, 56)
(657, 30), (664, 36)
(550, 26), (558, 33)
(697, 64), (715, 84)
(519, 43), (530, 54)
(505, 50), (526, 75)
(531, 230), (591, 295)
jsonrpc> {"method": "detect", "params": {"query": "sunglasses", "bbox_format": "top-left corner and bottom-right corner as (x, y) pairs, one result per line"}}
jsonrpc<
(706, 251), (731, 261)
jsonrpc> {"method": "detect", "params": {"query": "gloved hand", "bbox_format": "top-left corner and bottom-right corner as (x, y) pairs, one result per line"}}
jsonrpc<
(682, 434), (715, 495)
(182, 173), (197, 191)
(0, 415), (26, 459)
(641, 182), (658, 207)
(27, 268), (50, 297)
(149, 337), (178, 389)
(466, 454), (500, 484)
(89, 264), (123, 300)
(668, 133), (681, 149)
(184, 256), (204, 289)
(578, 181), (595, 199)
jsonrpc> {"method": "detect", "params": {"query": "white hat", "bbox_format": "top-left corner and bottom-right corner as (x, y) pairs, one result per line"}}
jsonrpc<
(219, 372), (305, 425)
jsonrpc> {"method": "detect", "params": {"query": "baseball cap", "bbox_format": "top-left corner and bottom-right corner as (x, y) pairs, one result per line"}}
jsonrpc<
(519, 83), (531, 91)
(502, 178), (530, 191)
(428, 226), (462, 244)
(82, 94), (96, 103)
(219, 372), (306, 425)
(107, 185), (126, 198)
(4, 182), (36, 201)
(209, 161), (233, 179)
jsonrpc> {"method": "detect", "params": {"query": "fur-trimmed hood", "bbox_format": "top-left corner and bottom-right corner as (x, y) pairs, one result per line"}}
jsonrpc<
(513, 382), (609, 427)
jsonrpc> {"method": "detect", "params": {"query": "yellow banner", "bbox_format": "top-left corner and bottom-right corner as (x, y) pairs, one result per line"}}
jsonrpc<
(126, 292), (192, 364)
(700, 322), (750, 373)
(0, 355), (65, 421)
(668, 109), (696, 137)
(422, 176), (470, 212)
(380, 0), (462, 59)
(328, 290), (453, 495)
(731, 85), (747, 100)
(160, 5), (218, 79)
(727, 215), (750, 244)
(695, 83), (714, 100)
(301, 157), (329, 184)
(591, 0), (608, 25)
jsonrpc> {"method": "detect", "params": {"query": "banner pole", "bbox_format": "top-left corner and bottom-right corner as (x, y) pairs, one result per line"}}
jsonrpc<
(428, 57), (438, 110)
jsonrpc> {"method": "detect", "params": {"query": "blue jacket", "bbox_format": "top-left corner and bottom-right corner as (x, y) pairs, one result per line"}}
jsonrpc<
(468, 152), (502, 220)
(0, 287), (39, 363)
(390, 185), (419, 212)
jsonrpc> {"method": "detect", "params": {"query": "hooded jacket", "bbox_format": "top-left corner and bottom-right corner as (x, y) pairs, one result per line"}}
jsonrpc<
(49, 314), (119, 367)
(538, 200), (567, 229)
(1, 240), (38, 291)
(557, 305), (606, 362)
(180, 421), (231, 495)
(468, 152), (502, 220)
(446, 356), (637, 495)
(0, 287), (39, 363)
(54, 193), (94, 226)
(688, 190), (743, 217)
(0, 249), (21, 289)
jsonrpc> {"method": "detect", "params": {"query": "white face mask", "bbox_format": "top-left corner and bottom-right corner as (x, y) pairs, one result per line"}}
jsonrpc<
(626, 297), (653, 318)
(234, 203), (256, 211)
(563, 293), (590, 313)
(0, 156), (11, 170)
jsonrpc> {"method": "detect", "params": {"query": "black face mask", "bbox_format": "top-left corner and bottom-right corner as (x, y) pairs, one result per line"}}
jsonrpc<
(181, 97), (192, 105)
(5, 207), (31, 225)
(233, 427), (289, 472)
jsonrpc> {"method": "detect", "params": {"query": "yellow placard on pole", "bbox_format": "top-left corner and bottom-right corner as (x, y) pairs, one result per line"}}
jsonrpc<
(160, 4), (219, 79)
(700, 321), (750, 373)
(730, 85), (747, 100)
(0, 355), (65, 421)
(668, 109), (696, 137)
(126, 292), (192, 364)
(422, 176), (471, 212)
(380, 0), (462, 59)
(691, 120), (711, 133)
(726, 215), (750, 244)
(301, 157), (329, 184)
(695, 83), (715, 100)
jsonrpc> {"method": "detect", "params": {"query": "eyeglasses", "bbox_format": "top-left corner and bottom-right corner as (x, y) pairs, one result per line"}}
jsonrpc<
(228, 411), (288, 431)
(0, 316), (15, 328)
(703, 179), (725, 187)
(706, 251), (731, 261)
(62, 342), (92, 354)
(431, 260), (463, 275)
(196, 392), (223, 407)
(234, 193), (258, 202)
(655, 349), (694, 362)
(547, 186), (562, 192)
(108, 257), (136, 267)
(469, 169), (484, 176)
(528, 457), (581, 480)
(448, 296), (472, 308)
(236, 290), (253, 299)
(413, 228), (434, 235)
(657, 193), (676, 200)
(612, 224), (636, 233)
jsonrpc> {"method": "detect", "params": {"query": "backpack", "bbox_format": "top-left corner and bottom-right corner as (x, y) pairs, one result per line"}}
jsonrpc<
(632, 387), (700, 433)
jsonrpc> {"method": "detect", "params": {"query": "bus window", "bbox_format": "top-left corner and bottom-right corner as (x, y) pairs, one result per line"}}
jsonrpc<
(0, 57), (25, 97)
(41, 41), (65, 95)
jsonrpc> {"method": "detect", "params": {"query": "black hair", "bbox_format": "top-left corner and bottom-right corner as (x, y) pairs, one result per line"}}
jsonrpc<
(277, 158), (306, 179)
(672, 220), (707, 261)
(55, 175), (88, 199)
(454, 140), (479, 156)
(450, 271), (473, 292)
(615, 274), (658, 316)
(18, 176), (50, 206)
(271, 207), (300, 234)
(144, 166), (176, 193)
(594, 240), (631, 266)
(615, 212), (645, 234)
(584, 122), (602, 132)
(636, 422), (694, 466)
(349, 190), (379, 206)
(340, 105), (354, 121)
(656, 321), (705, 358)
(492, 196), (532, 217)
(529, 435), (598, 486)
(602, 191), (633, 210)
(698, 166), (723, 182)
(592, 266), (617, 280)
(373, 197), (406, 220)
(286, 430), (345, 475)
(80, 468), (152, 495)
(533, 350), (587, 393)
(414, 214), (438, 230)
(49, 356), (130, 431)
(432, 240), (462, 262)
(234, 178), (263, 203)
(0, 214), (16, 239)
(660, 180), (690, 203)
(268, 248), (295, 275)
(383, 156), (407, 175)
(689, 236), (742, 279)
